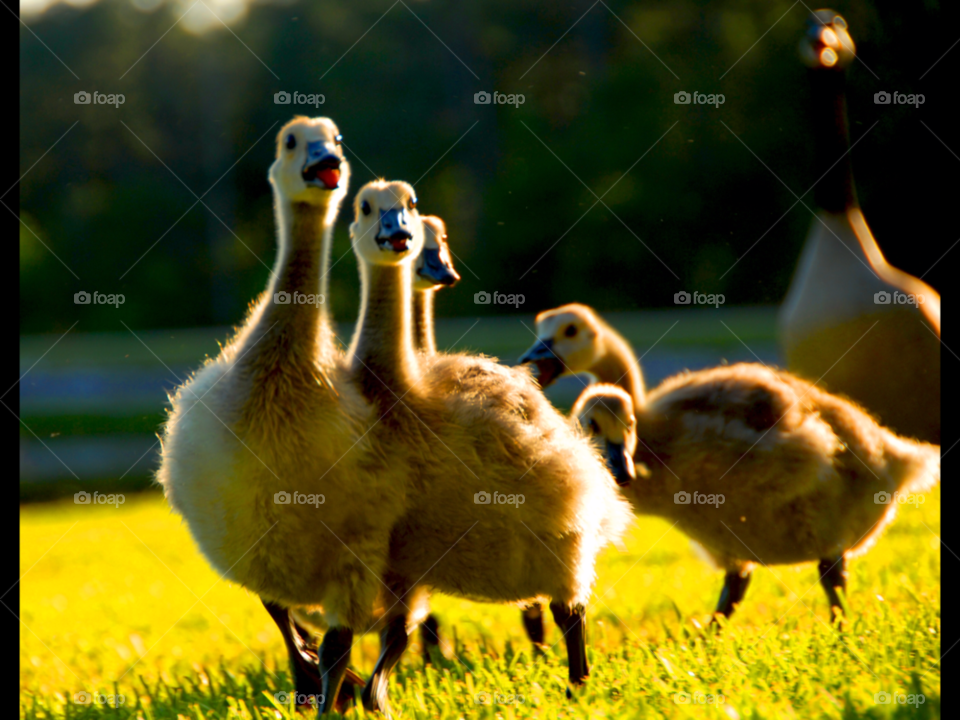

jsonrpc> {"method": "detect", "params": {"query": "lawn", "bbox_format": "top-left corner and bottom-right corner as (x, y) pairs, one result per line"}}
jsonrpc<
(20, 486), (940, 718)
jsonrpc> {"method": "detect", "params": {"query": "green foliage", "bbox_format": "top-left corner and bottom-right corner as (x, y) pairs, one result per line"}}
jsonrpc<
(20, 489), (940, 718)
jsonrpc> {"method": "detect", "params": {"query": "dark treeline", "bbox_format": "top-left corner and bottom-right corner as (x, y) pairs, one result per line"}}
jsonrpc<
(19, 0), (950, 333)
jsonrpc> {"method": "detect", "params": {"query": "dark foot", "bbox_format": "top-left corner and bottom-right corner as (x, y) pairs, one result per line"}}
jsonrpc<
(316, 626), (354, 715)
(521, 604), (546, 657)
(819, 556), (847, 621)
(713, 569), (752, 621)
(362, 615), (409, 714)
(420, 614), (440, 664)
(550, 602), (588, 690)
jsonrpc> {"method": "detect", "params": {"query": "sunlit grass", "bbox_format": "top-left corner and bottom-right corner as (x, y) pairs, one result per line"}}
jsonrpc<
(20, 487), (940, 718)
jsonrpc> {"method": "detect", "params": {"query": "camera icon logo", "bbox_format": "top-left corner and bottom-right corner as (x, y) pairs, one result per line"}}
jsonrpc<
(474, 491), (491, 504)
(474, 692), (492, 704)
(674, 491), (691, 504)
(874, 290), (891, 305)
(274, 491), (291, 505)
(74, 491), (91, 504)
(474, 291), (491, 304)
(73, 691), (92, 705)
(874, 491), (892, 504)
(674, 692), (690, 704)
(74, 291), (91, 304)
(874, 692), (891, 704)
(874, 91), (891, 105)
(474, 91), (491, 105)
(274, 691), (291, 704)
(274, 91), (291, 104)
(274, 291), (291, 305)
(74, 91), (91, 105)
(674, 91), (691, 105)
(674, 291), (691, 305)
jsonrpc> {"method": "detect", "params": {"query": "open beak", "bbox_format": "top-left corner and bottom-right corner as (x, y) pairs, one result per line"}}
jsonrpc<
(376, 208), (414, 253)
(417, 248), (460, 287)
(518, 338), (565, 388)
(302, 141), (342, 189)
(605, 441), (635, 486)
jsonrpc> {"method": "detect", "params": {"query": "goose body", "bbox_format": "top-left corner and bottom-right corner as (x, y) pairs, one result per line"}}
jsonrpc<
(523, 304), (939, 617)
(345, 182), (634, 711)
(778, 10), (940, 443)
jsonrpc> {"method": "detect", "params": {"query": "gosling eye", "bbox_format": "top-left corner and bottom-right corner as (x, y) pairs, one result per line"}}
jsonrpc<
(285, 133), (296, 150)
(588, 419), (600, 435)
(409, 196), (417, 210)
(564, 325), (578, 338)
(361, 200), (371, 217)
(335, 134), (343, 145)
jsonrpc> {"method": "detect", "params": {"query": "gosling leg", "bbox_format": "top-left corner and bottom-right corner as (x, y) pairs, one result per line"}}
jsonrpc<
(362, 614), (409, 714)
(420, 613), (440, 664)
(819, 556), (847, 620)
(714, 568), (752, 620)
(550, 602), (588, 698)
(315, 626), (353, 715)
(261, 600), (324, 706)
(521, 603), (546, 657)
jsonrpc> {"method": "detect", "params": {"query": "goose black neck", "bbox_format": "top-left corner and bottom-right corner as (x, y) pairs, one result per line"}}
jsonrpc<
(811, 68), (858, 212)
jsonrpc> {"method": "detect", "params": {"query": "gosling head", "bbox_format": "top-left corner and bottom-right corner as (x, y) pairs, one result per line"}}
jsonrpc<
(269, 116), (350, 206)
(800, 9), (855, 70)
(573, 385), (637, 486)
(518, 303), (602, 388)
(414, 216), (461, 290)
(350, 180), (424, 266)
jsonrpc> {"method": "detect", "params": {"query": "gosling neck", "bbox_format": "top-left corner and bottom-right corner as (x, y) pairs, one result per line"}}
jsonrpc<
(350, 261), (421, 400)
(412, 289), (437, 355)
(588, 329), (646, 410)
(811, 68), (858, 214)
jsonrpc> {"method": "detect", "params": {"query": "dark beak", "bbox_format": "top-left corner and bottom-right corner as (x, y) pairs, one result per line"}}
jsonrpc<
(302, 141), (342, 190)
(605, 441), (635, 486)
(518, 338), (565, 388)
(417, 248), (460, 287)
(377, 208), (414, 252)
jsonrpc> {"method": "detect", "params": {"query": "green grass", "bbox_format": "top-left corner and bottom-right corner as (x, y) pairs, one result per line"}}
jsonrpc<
(20, 487), (940, 719)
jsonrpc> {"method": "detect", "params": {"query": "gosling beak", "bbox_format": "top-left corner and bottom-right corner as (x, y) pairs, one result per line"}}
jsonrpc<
(518, 338), (565, 388)
(417, 248), (460, 287)
(377, 208), (414, 253)
(302, 141), (342, 189)
(605, 441), (635, 486)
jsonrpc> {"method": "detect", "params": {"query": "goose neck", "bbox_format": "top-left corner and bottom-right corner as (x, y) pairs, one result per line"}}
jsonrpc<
(811, 68), (858, 213)
(591, 332), (646, 409)
(412, 290), (436, 355)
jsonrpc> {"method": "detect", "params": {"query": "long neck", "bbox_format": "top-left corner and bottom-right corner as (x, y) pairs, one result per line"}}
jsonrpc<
(350, 263), (420, 400)
(812, 68), (858, 213)
(412, 290), (436, 354)
(589, 329), (646, 409)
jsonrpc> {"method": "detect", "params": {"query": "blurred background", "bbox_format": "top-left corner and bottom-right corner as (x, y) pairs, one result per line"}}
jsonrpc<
(19, 0), (949, 497)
